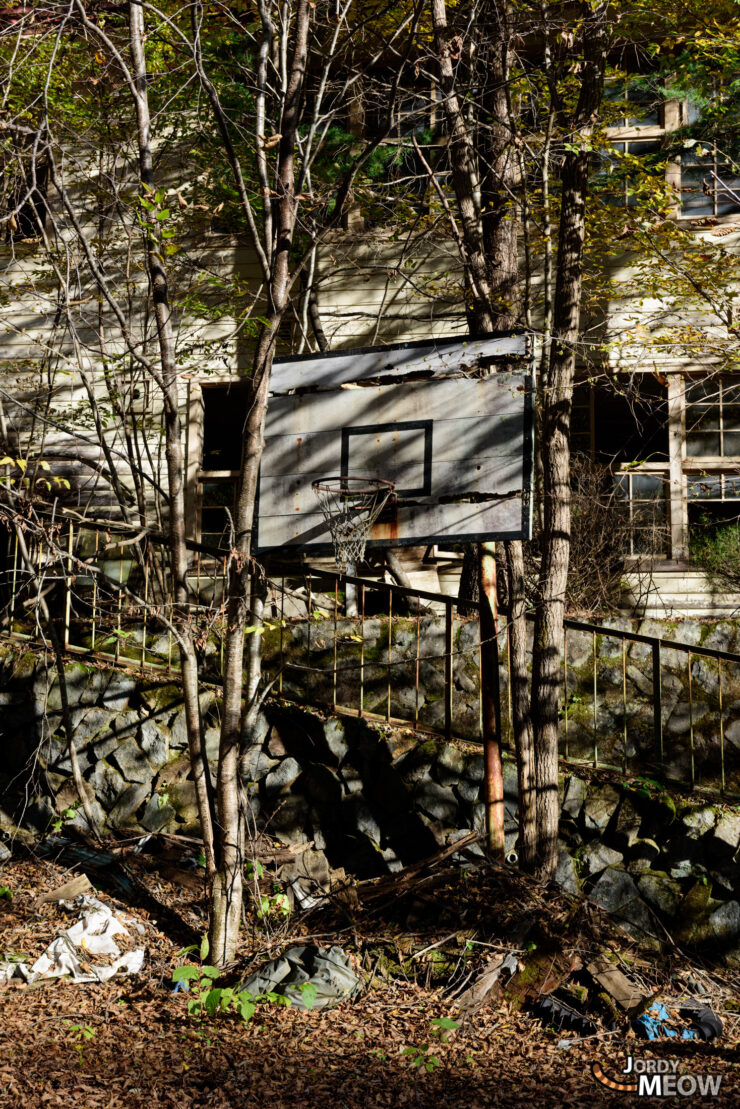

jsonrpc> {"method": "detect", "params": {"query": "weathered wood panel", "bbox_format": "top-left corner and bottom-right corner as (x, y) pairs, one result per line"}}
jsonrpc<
(257, 496), (526, 551)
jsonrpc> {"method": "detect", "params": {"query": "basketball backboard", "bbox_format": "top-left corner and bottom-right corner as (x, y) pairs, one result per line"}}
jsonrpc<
(256, 334), (532, 556)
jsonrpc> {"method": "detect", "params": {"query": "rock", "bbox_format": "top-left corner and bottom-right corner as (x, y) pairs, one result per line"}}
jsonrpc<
(562, 775), (587, 820)
(709, 900), (740, 942)
(613, 795), (642, 850)
(413, 780), (459, 823)
(140, 793), (177, 833)
(138, 718), (169, 769)
(626, 664), (653, 697)
(456, 778), (480, 805)
(339, 765), (364, 795)
(435, 744), (466, 786)
(167, 782), (202, 832)
(589, 867), (654, 938)
(465, 755), (485, 783)
(102, 671), (138, 712)
(724, 719), (740, 751)
(344, 797), (382, 845)
(0, 841), (10, 862)
(241, 746), (279, 782)
(107, 783), (149, 828)
(266, 727), (288, 759)
(140, 683), (181, 714)
(204, 727), (221, 762)
(582, 785), (620, 835)
(86, 761), (127, 809)
(265, 757), (302, 796)
(298, 764), (343, 806)
(581, 843), (624, 876)
(675, 879), (713, 942)
(554, 848), (580, 895)
(680, 806), (717, 837)
(324, 719), (348, 764)
(665, 702), (709, 737)
(68, 797), (107, 836)
(627, 837), (662, 874)
(103, 709), (140, 753)
(111, 739), (155, 785)
(269, 795), (311, 844)
(713, 813), (740, 855)
(637, 872), (682, 917)
(502, 760), (519, 800)
(72, 707), (115, 748)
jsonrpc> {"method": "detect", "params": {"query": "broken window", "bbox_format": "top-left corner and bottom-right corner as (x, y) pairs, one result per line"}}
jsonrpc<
(679, 145), (740, 217)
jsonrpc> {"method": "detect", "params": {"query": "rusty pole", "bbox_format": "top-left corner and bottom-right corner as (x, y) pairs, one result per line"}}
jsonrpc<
(478, 541), (505, 858)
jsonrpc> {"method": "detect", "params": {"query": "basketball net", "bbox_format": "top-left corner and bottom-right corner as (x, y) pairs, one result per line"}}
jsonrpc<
(312, 476), (395, 573)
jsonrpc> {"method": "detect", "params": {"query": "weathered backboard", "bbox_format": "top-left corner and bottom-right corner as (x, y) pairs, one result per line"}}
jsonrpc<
(256, 334), (532, 555)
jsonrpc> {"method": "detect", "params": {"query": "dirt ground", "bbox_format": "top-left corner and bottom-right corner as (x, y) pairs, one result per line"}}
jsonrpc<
(1, 840), (739, 1109)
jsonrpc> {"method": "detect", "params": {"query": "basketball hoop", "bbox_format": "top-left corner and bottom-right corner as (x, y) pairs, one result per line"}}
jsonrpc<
(312, 476), (395, 573)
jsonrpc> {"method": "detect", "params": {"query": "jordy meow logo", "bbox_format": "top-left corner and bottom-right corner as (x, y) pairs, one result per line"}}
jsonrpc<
(592, 1057), (723, 1097)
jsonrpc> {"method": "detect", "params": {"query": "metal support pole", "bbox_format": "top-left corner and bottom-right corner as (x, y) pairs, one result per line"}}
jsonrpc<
(478, 542), (504, 859)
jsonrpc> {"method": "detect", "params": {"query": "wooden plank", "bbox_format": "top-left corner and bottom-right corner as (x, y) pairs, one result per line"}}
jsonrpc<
(258, 457), (525, 509)
(261, 418), (525, 479)
(270, 335), (529, 393)
(256, 496), (525, 550)
(265, 375), (528, 436)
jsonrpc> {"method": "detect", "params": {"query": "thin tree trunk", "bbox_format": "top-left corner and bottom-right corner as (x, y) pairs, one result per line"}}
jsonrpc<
(210, 0), (311, 967)
(128, 1), (216, 877)
(530, 3), (607, 879)
(505, 539), (535, 867)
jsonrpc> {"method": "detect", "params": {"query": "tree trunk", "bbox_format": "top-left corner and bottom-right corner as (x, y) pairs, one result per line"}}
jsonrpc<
(210, 0), (311, 967)
(505, 538), (535, 868)
(127, 1), (216, 878)
(530, 4), (607, 879)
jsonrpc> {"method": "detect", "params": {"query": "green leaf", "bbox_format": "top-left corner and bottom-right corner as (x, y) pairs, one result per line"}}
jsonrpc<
(164, 244), (179, 255)
(204, 988), (222, 1016)
(238, 997), (255, 1023)
(430, 1017), (460, 1031)
(199, 965), (220, 979)
(172, 965), (200, 982)
(156, 208), (171, 221)
(200, 934), (210, 962)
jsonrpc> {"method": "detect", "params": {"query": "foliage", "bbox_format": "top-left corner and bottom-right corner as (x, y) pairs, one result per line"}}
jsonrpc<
(401, 1016), (460, 1073)
(690, 515), (740, 592)
(171, 934), (290, 1023)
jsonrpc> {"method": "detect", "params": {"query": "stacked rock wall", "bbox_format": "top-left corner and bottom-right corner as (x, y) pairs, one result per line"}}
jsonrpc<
(2, 641), (740, 954)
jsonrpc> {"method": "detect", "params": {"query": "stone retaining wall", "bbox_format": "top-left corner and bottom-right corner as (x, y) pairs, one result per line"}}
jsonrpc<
(2, 642), (740, 954)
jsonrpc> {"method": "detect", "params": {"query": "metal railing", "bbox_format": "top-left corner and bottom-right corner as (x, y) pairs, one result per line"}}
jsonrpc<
(2, 517), (740, 796)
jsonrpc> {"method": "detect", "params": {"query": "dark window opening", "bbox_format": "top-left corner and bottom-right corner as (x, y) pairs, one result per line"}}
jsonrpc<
(201, 382), (251, 471)
(593, 377), (668, 465)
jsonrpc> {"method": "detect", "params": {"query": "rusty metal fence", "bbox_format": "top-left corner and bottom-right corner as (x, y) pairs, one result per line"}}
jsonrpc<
(1, 517), (740, 796)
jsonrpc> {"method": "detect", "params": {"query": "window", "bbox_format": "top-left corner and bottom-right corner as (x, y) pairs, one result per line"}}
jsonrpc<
(685, 377), (740, 457)
(679, 146), (740, 217)
(197, 382), (250, 551)
(614, 471), (669, 556)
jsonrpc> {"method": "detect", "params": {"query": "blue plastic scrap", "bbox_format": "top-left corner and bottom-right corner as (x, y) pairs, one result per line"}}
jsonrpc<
(633, 1001), (721, 1042)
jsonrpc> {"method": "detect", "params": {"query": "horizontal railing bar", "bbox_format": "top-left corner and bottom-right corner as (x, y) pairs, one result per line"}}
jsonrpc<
(563, 616), (740, 665)
(306, 566), (465, 607)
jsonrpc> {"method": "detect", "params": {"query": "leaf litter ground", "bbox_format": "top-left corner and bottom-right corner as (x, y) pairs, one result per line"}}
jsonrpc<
(1, 837), (739, 1108)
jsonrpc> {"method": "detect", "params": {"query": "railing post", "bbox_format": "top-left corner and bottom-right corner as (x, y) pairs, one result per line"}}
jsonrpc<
(652, 640), (663, 770)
